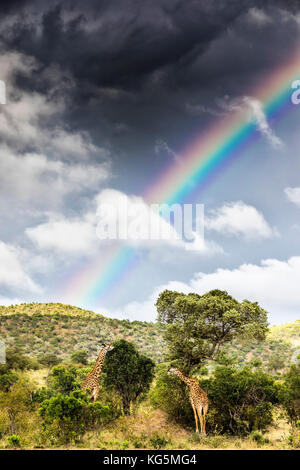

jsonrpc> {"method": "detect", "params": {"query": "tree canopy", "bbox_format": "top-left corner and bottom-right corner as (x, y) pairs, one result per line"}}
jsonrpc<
(102, 339), (155, 415)
(156, 289), (268, 372)
(70, 350), (88, 365)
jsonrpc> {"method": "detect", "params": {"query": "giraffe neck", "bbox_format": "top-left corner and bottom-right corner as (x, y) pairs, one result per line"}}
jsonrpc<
(92, 348), (107, 378)
(175, 368), (192, 386)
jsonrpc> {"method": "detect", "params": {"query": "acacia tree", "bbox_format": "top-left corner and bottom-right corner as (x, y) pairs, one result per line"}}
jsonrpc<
(38, 354), (61, 384)
(156, 289), (268, 372)
(102, 339), (155, 415)
(70, 350), (88, 365)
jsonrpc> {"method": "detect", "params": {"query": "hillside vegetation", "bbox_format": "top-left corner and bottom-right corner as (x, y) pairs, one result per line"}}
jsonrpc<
(0, 303), (299, 373)
(0, 303), (166, 364)
(0, 302), (299, 450)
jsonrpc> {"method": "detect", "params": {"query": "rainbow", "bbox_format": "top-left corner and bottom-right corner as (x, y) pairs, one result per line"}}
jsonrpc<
(60, 48), (300, 309)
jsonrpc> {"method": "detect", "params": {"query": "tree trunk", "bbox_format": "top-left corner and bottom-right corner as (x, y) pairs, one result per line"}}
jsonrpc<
(122, 397), (131, 415)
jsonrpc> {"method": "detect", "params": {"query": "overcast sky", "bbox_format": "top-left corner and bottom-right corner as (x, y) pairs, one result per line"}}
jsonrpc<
(0, 0), (300, 324)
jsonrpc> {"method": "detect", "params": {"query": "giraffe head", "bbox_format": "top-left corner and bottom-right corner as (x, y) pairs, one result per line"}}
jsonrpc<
(101, 343), (114, 353)
(168, 365), (179, 376)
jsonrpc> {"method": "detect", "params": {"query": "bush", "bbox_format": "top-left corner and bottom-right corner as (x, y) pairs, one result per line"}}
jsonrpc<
(7, 434), (21, 447)
(0, 371), (18, 392)
(151, 364), (279, 436)
(149, 432), (168, 449)
(130, 432), (148, 449)
(39, 390), (112, 444)
(250, 431), (269, 446)
(0, 348), (35, 374)
(70, 350), (88, 365)
(0, 379), (34, 436)
(288, 421), (300, 448)
(48, 365), (80, 395)
(32, 387), (55, 404)
(281, 364), (300, 425)
(203, 366), (279, 435)
(150, 365), (193, 427)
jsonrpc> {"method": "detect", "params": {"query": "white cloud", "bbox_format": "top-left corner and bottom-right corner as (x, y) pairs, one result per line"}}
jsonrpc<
(248, 8), (272, 26)
(0, 50), (111, 213)
(0, 145), (109, 207)
(26, 214), (98, 255)
(100, 279), (191, 323)
(243, 97), (283, 149)
(187, 256), (300, 324)
(205, 201), (278, 240)
(284, 187), (300, 207)
(112, 256), (300, 324)
(25, 189), (222, 256)
(95, 189), (221, 254)
(220, 96), (283, 149)
(155, 139), (179, 161)
(0, 296), (23, 307)
(0, 241), (40, 293)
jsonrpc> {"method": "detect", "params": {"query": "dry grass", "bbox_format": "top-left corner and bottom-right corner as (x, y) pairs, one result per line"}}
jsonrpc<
(69, 403), (292, 450)
(24, 368), (48, 388)
(0, 399), (293, 450)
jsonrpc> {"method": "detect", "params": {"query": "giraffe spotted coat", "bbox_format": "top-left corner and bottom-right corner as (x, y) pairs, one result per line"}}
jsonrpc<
(168, 366), (209, 434)
(82, 344), (114, 402)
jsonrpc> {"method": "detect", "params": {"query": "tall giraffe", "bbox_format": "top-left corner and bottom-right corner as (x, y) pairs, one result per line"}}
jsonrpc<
(168, 366), (209, 434)
(82, 343), (114, 402)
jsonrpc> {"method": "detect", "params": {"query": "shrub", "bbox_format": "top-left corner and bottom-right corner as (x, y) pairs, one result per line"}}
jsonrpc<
(0, 372), (18, 392)
(203, 366), (279, 435)
(281, 364), (300, 425)
(7, 434), (21, 447)
(0, 348), (34, 374)
(32, 387), (55, 404)
(288, 421), (300, 448)
(250, 431), (269, 445)
(39, 390), (112, 444)
(150, 365), (194, 428)
(49, 365), (80, 395)
(0, 379), (34, 436)
(151, 364), (279, 436)
(130, 433), (147, 449)
(149, 432), (168, 449)
(120, 440), (130, 450)
(70, 350), (88, 365)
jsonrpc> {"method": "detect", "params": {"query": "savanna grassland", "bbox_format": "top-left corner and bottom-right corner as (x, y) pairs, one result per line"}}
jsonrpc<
(0, 302), (299, 450)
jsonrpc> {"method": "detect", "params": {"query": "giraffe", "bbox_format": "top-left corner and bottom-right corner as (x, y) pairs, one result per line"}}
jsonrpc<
(81, 343), (114, 402)
(168, 366), (209, 434)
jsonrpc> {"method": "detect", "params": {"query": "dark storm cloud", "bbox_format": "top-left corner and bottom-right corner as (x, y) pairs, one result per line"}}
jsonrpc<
(0, 0), (280, 90)
(0, 0), (299, 190)
(1, 0), (299, 100)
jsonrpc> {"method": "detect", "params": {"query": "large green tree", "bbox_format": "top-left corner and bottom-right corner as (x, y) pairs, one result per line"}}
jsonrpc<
(156, 289), (268, 371)
(281, 363), (300, 425)
(102, 339), (155, 415)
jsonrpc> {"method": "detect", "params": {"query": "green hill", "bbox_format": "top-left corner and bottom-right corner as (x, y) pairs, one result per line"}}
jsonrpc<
(0, 302), (299, 371)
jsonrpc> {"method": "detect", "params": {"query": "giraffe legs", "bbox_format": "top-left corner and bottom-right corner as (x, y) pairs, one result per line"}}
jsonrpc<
(202, 404), (208, 435)
(191, 402), (199, 433)
(196, 405), (208, 435)
(91, 387), (99, 402)
(196, 406), (204, 434)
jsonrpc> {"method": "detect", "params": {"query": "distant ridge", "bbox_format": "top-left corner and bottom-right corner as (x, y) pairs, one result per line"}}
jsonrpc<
(0, 302), (299, 371)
